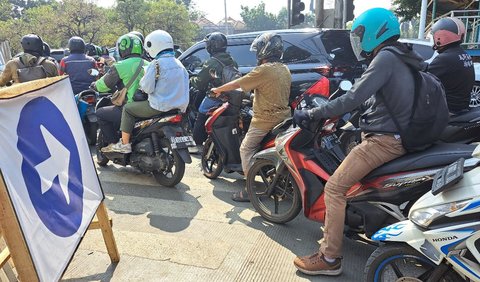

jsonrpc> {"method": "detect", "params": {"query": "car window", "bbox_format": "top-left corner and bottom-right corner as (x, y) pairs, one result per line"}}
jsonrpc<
(319, 31), (357, 63)
(181, 48), (209, 72)
(410, 43), (435, 61)
(227, 44), (256, 67)
(282, 41), (312, 63)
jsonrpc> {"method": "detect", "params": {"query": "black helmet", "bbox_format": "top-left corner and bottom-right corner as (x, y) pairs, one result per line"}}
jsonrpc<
(21, 34), (43, 56)
(204, 32), (227, 55)
(42, 42), (51, 57)
(85, 43), (98, 57)
(129, 31), (144, 43)
(250, 32), (283, 64)
(68, 36), (86, 54)
(101, 46), (109, 56)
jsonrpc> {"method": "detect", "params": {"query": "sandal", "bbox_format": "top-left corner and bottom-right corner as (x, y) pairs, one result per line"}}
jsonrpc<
(232, 190), (250, 202)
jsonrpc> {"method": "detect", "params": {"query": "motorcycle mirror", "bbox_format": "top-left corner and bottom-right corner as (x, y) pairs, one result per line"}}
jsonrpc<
(339, 80), (353, 91)
(88, 68), (99, 77)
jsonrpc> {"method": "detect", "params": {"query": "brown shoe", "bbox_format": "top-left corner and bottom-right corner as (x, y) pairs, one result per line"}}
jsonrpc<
(293, 252), (342, 276)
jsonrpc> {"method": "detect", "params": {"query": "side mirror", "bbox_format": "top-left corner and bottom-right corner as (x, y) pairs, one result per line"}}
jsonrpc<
(88, 69), (99, 77)
(339, 80), (352, 91)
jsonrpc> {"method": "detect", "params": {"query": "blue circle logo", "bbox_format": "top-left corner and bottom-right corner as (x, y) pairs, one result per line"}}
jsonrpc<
(17, 97), (84, 237)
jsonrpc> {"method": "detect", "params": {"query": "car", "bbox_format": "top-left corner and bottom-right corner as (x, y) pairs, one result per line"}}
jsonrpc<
(179, 28), (365, 102)
(399, 38), (480, 108)
(50, 48), (69, 63)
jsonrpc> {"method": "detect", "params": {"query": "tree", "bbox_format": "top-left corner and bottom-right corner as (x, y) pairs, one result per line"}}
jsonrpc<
(10, 0), (52, 19)
(0, 0), (11, 21)
(115, 0), (148, 32)
(393, 0), (421, 21)
(241, 2), (279, 31)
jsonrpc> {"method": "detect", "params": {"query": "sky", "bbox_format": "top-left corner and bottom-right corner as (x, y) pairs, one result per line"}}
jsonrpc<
(96, 0), (393, 23)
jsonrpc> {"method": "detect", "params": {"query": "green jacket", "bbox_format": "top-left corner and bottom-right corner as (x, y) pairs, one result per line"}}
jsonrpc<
(190, 52), (238, 92)
(95, 56), (149, 103)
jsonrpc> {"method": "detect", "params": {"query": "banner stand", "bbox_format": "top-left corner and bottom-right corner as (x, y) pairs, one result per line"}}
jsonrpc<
(0, 174), (119, 281)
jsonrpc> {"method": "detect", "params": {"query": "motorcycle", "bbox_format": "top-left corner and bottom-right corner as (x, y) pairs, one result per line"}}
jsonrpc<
(365, 156), (480, 281)
(75, 89), (98, 145)
(95, 95), (195, 187)
(246, 82), (480, 242)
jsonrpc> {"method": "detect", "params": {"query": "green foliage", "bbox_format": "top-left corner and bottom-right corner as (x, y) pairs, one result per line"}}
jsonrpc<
(393, 0), (421, 21)
(277, 7), (315, 29)
(241, 2), (280, 31)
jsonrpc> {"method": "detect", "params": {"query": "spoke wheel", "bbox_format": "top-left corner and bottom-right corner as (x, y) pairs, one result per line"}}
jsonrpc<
(153, 138), (185, 187)
(364, 244), (464, 282)
(246, 159), (302, 224)
(470, 82), (480, 108)
(201, 138), (223, 179)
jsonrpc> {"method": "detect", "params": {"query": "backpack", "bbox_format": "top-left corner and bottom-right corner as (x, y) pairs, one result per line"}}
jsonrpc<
(210, 57), (242, 85)
(380, 50), (449, 152)
(16, 56), (48, 83)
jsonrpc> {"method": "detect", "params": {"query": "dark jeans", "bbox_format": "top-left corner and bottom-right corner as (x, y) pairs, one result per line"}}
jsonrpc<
(96, 105), (122, 144)
(193, 112), (208, 146)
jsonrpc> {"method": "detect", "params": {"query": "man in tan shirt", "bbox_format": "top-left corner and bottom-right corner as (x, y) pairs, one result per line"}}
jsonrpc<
(212, 32), (291, 202)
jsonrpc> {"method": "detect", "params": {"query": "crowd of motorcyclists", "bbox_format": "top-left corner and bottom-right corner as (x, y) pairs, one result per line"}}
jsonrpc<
(0, 6), (477, 279)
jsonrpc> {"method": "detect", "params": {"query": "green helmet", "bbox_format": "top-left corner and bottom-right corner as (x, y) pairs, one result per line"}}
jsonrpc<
(117, 34), (143, 59)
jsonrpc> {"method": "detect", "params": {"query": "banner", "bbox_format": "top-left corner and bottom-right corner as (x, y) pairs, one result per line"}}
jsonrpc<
(0, 77), (103, 282)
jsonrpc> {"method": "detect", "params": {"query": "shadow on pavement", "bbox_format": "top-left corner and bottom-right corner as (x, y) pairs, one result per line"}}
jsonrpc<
(62, 262), (117, 282)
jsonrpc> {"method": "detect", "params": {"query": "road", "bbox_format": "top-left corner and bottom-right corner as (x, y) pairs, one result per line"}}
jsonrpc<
(62, 152), (375, 281)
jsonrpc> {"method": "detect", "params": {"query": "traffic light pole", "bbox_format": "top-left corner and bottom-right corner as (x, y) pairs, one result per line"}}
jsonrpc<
(288, 0), (291, 28)
(342, 0), (347, 28)
(315, 0), (324, 28)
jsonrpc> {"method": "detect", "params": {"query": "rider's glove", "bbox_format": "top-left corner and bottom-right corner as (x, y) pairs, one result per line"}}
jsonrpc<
(293, 109), (312, 128)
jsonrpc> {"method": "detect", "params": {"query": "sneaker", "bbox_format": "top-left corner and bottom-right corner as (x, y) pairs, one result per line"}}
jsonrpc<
(293, 252), (342, 276)
(101, 139), (131, 154)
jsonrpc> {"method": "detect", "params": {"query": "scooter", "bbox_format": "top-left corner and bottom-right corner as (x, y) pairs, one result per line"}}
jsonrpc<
(95, 95), (195, 187)
(75, 89), (98, 145)
(365, 155), (480, 281)
(246, 83), (480, 241)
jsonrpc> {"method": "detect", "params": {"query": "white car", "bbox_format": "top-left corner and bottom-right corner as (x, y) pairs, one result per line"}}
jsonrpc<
(399, 38), (480, 107)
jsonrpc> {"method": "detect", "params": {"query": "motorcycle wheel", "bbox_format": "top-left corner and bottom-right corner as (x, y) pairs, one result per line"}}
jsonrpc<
(201, 138), (223, 179)
(95, 130), (109, 167)
(86, 122), (98, 146)
(246, 159), (302, 224)
(364, 243), (464, 282)
(153, 138), (185, 187)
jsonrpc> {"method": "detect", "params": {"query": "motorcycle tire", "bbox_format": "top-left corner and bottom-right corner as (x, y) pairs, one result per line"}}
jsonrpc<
(86, 122), (98, 146)
(201, 138), (223, 179)
(153, 138), (185, 187)
(95, 130), (109, 167)
(364, 243), (464, 282)
(246, 159), (302, 224)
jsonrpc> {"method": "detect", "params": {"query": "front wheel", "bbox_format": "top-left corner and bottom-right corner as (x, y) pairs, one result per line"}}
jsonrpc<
(364, 243), (464, 282)
(153, 138), (185, 187)
(201, 138), (223, 179)
(246, 159), (302, 224)
(470, 82), (480, 108)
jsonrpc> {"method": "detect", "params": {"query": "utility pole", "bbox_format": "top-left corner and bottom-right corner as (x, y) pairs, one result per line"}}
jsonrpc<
(418, 0), (428, 39)
(224, 0), (228, 35)
(342, 0), (347, 28)
(315, 0), (324, 28)
(288, 0), (291, 28)
(334, 0), (343, 28)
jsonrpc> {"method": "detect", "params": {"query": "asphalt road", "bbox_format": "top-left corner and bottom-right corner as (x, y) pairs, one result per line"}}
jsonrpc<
(62, 152), (375, 281)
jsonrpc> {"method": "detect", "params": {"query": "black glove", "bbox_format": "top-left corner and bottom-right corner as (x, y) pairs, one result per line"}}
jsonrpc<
(293, 109), (312, 128)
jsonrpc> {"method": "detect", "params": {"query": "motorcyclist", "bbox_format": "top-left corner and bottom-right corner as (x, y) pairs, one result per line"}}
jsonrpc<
(42, 41), (59, 69)
(211, 32), (291, 202)
(100, 46), (116, 67)
(59, 36), (97, 94)
(190, 32), (238, 147)
(427, 17), (474, 113)
(93, 33), (149, 157)
(292, 8), (423, 276)
(0, 34), (58, 86)
(129, 31), (150, 61)
(101, 30), (189, 154)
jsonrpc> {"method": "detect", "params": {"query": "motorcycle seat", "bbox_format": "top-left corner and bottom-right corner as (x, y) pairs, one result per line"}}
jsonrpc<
(136, 109), (181, 122)
(364, 143), (476, 180)
(450, 107), (480, 123)
(261, 118), (293, 143)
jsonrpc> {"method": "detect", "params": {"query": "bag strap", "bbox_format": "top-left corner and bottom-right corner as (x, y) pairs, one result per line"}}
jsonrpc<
(35, 56), (47, 66)
(125, 60), (144, 90)
(210, 56), (225, 67)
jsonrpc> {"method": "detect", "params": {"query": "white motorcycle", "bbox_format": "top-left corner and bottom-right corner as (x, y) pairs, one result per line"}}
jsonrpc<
(364, 147), (480, 282)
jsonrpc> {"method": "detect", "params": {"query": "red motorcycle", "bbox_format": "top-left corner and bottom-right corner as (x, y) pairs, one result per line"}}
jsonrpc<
(246, 86), (480, 238)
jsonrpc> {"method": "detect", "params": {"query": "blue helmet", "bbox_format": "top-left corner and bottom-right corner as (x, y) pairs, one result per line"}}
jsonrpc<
(350, 8), (400, 60)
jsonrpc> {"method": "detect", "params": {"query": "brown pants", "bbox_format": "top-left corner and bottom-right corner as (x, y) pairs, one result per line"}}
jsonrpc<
(320, 134), (406, 258)
(240, 126), (269, 177)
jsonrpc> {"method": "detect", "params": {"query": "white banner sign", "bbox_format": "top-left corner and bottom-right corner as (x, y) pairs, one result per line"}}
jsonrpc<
(0, 77), (103, 282)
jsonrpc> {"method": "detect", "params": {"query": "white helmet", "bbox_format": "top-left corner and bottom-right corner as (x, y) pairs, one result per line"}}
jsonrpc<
(144, 30), (174, 58)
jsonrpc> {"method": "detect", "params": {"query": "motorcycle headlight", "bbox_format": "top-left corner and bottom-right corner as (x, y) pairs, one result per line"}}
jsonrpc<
(410, 199), (471, 228)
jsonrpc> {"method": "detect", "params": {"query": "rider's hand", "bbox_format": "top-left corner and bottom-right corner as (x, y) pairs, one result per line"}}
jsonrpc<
(293, 109), (312, 128)
(211, 87), (221, 96)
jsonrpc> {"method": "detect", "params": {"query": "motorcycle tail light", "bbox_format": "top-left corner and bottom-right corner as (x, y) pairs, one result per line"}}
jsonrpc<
(82, 95), (96, 104)
(304, 76), (330, 98)
(168, 114), (183, 123)
(315, 65), (331, 76)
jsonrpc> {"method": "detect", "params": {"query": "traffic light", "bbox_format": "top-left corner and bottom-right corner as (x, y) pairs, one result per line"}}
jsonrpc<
(291, 0), (305, 26)
(346, 0), (355, 22)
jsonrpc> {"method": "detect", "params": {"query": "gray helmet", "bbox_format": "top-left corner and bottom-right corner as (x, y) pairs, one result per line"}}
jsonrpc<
(250, 32), (283, 64)
(21, 34), (43, 56)
(68, 36), (86, 54)
(205, 32), (227, 55)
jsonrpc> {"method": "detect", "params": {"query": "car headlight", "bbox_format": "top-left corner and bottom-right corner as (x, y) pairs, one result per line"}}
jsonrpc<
(410, 199), (471, 228)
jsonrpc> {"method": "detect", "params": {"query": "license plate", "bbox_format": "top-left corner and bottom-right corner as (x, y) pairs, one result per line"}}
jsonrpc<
(170, 135), (196, 149)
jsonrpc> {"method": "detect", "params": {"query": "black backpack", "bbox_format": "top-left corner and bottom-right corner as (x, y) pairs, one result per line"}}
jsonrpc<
(380, 50), (449, 152)
(16, 56), (48, 83)
(210, 57), (243, 108)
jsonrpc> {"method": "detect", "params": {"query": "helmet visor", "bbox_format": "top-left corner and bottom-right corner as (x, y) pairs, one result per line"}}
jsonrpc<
(350, 32), (365, 61)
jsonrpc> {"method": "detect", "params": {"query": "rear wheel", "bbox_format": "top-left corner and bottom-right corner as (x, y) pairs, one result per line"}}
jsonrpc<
(364, 244), (464, 282)
(86, 122), (98, 146)
(96, 130), (109, 167)
(470, 82), (480, 108)
(246, 159), (302, 224)
(201, 138), (223, 179)
(153, 138), (185, 187)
